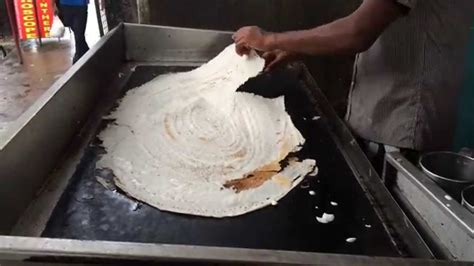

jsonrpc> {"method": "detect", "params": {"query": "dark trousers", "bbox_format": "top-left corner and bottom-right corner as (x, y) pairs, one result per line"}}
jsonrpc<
(59, 5), (89, 63)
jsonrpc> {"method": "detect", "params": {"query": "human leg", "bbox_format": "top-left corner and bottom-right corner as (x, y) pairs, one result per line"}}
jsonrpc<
(71, 6), (89, 63)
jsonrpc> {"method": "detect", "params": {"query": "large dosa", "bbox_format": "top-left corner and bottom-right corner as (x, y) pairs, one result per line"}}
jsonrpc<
(97, 44), (317, 217)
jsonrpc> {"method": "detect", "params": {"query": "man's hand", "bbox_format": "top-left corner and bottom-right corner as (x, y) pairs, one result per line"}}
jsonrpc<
(262, 50), (299, 71)
(232, 26), (274, 55)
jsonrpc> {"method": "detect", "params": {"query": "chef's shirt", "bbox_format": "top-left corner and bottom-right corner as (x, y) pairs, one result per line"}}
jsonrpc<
(345, 0), (474, 151)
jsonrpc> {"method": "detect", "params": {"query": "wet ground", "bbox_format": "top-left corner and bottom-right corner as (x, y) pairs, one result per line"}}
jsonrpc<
(0, 2), (100, 135)
(0, 38), (72, 134)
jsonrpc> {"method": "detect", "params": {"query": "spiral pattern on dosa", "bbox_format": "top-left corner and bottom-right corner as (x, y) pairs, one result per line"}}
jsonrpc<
(97, 44), (316, 217)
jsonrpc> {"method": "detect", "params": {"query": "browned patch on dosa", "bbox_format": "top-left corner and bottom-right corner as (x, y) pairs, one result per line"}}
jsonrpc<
(224, 137), (298, 192)
(224, 161), (281, 192)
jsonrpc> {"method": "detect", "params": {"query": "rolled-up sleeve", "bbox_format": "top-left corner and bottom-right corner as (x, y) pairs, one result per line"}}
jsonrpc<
(396, 0), (417, 9)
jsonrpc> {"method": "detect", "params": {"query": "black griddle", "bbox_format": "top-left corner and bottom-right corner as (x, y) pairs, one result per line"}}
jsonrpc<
(42, 65), (403, 257)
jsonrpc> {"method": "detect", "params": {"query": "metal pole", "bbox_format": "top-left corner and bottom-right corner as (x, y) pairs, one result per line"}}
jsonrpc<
(32, 0), (43, 46)
(4, 0), (24, 63)
(137, 0), (150, 24)
(94, 0), (105, 37)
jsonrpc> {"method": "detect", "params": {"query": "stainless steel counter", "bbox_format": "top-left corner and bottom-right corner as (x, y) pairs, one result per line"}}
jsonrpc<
(384, 152), (474, 261)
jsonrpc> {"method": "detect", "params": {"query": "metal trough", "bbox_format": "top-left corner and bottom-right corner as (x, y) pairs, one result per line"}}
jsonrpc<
(0, 23), (464, 265)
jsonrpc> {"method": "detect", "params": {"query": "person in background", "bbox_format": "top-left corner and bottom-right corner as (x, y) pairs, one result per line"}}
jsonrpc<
(56, 0), (89, 63)
(233, 0), (473, 172)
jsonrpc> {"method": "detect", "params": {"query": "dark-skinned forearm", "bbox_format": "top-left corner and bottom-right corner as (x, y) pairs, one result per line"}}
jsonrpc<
(265, 17), (368, 55)
(264, 0), (404, 56)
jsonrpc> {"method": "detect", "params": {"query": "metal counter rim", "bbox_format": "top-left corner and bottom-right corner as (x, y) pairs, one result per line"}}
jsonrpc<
(0, 235), (466, 265)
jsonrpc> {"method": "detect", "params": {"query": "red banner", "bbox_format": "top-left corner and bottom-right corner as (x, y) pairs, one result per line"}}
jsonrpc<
(14, 0), (54, 40)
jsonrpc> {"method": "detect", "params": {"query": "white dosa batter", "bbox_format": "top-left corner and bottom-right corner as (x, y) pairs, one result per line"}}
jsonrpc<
(97, 44), (317, 217)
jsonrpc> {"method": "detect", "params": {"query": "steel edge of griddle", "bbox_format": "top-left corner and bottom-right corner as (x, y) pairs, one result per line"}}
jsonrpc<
(0, 236), (469, 265)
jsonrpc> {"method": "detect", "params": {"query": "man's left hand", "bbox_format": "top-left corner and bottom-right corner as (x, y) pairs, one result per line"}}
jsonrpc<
(262, 50), (299, 71)
(233, 26), (273, 55)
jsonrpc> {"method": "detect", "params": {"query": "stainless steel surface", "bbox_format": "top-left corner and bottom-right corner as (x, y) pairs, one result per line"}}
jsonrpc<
(0, 236), (465, 265)
(0, 25), (125, 234)
(385, 152), (474, 260)
(420, 152), (474, 199)
(124, 24), (232, 63)
(462, 185), (474, 213)
(0, 23), (439, 264)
